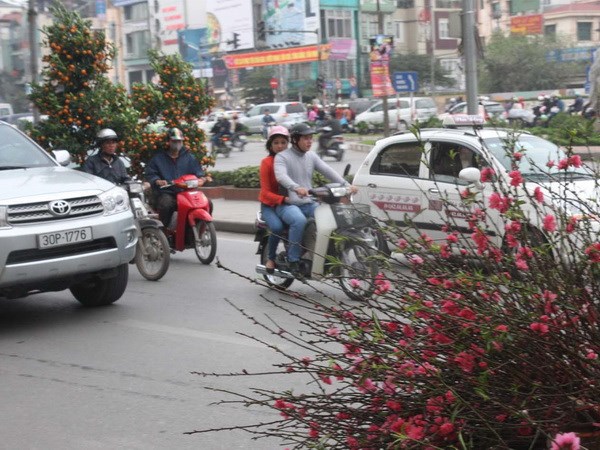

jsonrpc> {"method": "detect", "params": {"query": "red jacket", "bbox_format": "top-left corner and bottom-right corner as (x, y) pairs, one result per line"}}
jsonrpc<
(259, 155), (286, 207)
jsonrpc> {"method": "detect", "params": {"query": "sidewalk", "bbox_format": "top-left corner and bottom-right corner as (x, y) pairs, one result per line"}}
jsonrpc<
(212, 197), (259, 235)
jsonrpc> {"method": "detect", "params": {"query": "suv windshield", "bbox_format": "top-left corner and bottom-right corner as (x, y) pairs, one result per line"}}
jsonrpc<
(484, 135), (592, 179)
(0, 125), (55, 169)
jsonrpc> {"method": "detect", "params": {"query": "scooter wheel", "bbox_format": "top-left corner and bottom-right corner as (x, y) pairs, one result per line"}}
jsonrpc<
(194, 221), (217, 264)
(135, 227), (170, 281)
(336, 241), (378, 301)
(261, 244), (293, 290)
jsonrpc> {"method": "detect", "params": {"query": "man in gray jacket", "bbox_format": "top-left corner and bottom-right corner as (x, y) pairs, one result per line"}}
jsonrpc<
(274, 123), (356, 275)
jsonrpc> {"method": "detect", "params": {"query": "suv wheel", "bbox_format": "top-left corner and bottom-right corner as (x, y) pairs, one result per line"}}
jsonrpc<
(70, 264), (129, 307)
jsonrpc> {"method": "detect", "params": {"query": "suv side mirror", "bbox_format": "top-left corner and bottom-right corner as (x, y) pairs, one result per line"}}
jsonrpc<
(459, 167), (483, 190)
(52, 149), (71, 167)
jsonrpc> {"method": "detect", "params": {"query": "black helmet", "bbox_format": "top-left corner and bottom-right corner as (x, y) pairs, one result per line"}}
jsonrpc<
(289, 123), (316, 138)
(96, 128), (118, 143)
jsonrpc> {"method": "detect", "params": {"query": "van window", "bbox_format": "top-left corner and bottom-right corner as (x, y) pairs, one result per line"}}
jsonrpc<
(371, 143), (422, 177)
(286, 103), (305, 114)
(247, 106), (261, 116)
(260, 104), (278, 114)
(415, 98), (436, 109)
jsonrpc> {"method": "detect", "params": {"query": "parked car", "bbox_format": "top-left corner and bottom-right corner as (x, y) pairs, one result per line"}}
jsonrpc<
(0, 122), (137, 306)
(354, 96), (438, 131)
(438, 100), (506, 123)
(347, 98), (379, 116)
(240, 102), (307, 134)
(352, 116), (598, 258)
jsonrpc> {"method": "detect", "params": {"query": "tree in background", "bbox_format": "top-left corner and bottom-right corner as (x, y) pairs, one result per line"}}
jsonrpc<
(479, 31), (582, 93)
(27, 3), (139, 164)
(390, 52), (455, 90)
(240, 67), (279, 104)
(128, 50), (213, 177)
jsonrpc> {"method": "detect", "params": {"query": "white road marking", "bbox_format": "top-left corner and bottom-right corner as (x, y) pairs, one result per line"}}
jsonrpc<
(118, 319), (286, 350)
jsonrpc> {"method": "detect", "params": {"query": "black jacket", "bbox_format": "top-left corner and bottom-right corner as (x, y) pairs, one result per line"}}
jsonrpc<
(82, 152), (130, 185)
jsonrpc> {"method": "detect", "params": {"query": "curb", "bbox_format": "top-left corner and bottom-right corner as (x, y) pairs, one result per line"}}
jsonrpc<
(214, 219), (255, 235)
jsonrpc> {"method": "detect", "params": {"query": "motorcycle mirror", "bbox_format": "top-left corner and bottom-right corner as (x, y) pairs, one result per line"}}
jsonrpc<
(343, 164), (351, 177)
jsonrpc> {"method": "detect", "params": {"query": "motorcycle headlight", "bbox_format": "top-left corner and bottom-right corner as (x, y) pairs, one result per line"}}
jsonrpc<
(98, 186), (130, 216)
(186, 179), (199, 189)
(127, 182), (143, 195)
(330, 187), (349, 197)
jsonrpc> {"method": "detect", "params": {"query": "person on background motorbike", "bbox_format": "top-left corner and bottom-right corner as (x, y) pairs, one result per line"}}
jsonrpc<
(569, 95), (584, 114)
(259, 125), (293, 273)
(82, 128), (130, 185)
(261, 109), (276, 139)
(274, 123), (356, 277)
(145, 127), (210, 228)
(318, 113), (343, 153)
(210, 113), (230, 151)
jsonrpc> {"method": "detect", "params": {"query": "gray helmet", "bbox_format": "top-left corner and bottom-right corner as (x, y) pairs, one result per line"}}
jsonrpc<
(96, 128), (118, 143)
(290, 123), (316, 138)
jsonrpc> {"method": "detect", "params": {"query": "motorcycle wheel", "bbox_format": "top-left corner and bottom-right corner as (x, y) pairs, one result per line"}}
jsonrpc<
(261, 243), (294, 290)
(194, 221), (217, 264)
(135, 227), (170, 281)
(335, 150), (344, 162)
(336, 241), (378, 301)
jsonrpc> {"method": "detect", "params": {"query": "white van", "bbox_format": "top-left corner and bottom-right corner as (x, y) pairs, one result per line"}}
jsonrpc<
(355, 97), (438, 131)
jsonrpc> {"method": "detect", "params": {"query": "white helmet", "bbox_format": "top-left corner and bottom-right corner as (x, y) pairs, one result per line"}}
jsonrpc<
(96, 128), (118, 143)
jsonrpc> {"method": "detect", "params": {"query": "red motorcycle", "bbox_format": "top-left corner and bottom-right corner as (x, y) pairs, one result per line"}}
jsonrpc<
(162, 174), (217, 264)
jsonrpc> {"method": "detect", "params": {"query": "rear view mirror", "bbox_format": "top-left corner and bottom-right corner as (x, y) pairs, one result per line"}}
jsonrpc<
(52, 149), (71, 167)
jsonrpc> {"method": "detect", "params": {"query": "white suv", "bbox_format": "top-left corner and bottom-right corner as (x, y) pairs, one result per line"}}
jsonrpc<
(240, 102), (307, 134)
(352, 121), (598, 257)
(0, 123), (137, 306)
(355, 97), (438, 131)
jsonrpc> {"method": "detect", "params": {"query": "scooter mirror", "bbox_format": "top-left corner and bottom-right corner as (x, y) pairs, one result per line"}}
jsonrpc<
(343, 164), (351, 177)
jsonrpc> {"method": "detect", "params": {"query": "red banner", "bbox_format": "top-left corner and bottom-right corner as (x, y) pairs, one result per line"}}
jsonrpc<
(510, 15), (543, 35)
(222, 45), (331, 69)
(370, 60), (395, 98)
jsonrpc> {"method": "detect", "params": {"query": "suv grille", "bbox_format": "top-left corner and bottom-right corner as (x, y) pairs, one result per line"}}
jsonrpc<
(8, 196), (104, 224)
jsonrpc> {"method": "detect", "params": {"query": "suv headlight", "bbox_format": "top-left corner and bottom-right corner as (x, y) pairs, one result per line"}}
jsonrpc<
(0, 205), (10, 229)
(98, 186), (130, 216)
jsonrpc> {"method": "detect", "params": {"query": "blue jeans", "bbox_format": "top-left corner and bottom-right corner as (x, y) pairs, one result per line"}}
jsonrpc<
(261, 204), (285, 261)
(276, 202), (318, 262)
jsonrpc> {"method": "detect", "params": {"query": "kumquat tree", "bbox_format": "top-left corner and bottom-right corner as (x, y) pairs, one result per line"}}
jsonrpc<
(191, 128), (600, 450)
(127, 50), (213, 178)
(27, 3), (139, 163)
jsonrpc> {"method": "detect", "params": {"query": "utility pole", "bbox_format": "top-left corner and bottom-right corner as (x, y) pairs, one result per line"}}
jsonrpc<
(463, 0), (478, 114)
(28, 0), (39, 122)
(377, 0), (390, 136)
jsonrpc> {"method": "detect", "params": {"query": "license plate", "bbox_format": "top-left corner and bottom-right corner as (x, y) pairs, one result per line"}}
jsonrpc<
(38, 227), (93, 249)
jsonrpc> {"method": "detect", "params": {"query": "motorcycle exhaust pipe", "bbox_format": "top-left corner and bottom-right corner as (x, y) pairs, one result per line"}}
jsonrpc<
(256, 264), (294, 279)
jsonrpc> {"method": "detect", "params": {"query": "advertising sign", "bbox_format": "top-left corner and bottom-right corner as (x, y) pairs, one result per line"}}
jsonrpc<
(329, 38), (356, 60)
(223, 44), (331, 69)
(369, 35), (394, 61)
(510, 0), (540, 14)
(510, 14), (543, 35)
(178, 28), (213, 77)
(263, 0), (319, 47)
(370, 60), (395, 97)
(207, 0), (255, 52)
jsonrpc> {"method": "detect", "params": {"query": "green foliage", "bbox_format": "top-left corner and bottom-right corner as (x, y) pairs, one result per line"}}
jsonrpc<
(128, 50), (213, 177)
(231, 165), (260, 188)
(390, 52), (455, 88)
(27, 3), (139, 164)
(207, 170), (237, 186)
(240, 67), (277, 104)
(479, 32), (582, 92)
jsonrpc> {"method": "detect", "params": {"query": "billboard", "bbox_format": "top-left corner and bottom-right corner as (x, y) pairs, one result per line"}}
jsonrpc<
(263, 0), (319, 47)
(223, 44), (331, 69)
(178, 28), (213, 76)
(510, 0), (540, 14)
(206, 0), (254, 52)
(510, 15), (543, 35)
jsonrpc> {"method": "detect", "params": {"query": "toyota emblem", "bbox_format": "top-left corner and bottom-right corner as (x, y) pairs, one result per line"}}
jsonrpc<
(49, 200), (71, 216)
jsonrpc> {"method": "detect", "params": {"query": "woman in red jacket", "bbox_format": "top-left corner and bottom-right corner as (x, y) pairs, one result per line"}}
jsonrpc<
(259, 126), (291, 272)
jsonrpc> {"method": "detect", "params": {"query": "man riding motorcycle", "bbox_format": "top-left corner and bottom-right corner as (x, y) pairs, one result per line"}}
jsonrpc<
(82, 128), (130, 185)
(145, 127), (210, 228)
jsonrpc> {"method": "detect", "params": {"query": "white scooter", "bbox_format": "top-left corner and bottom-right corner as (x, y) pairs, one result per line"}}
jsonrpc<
(254, 181), (380, 301)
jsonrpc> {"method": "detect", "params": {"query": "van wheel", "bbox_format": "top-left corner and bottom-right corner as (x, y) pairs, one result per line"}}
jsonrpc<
(70, 264), (129, 307)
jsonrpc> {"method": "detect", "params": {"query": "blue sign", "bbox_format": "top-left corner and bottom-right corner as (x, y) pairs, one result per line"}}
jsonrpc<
(392, 71), (419, 93)
(546, 47), (595, 63)
(325, 81), (334, 90)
